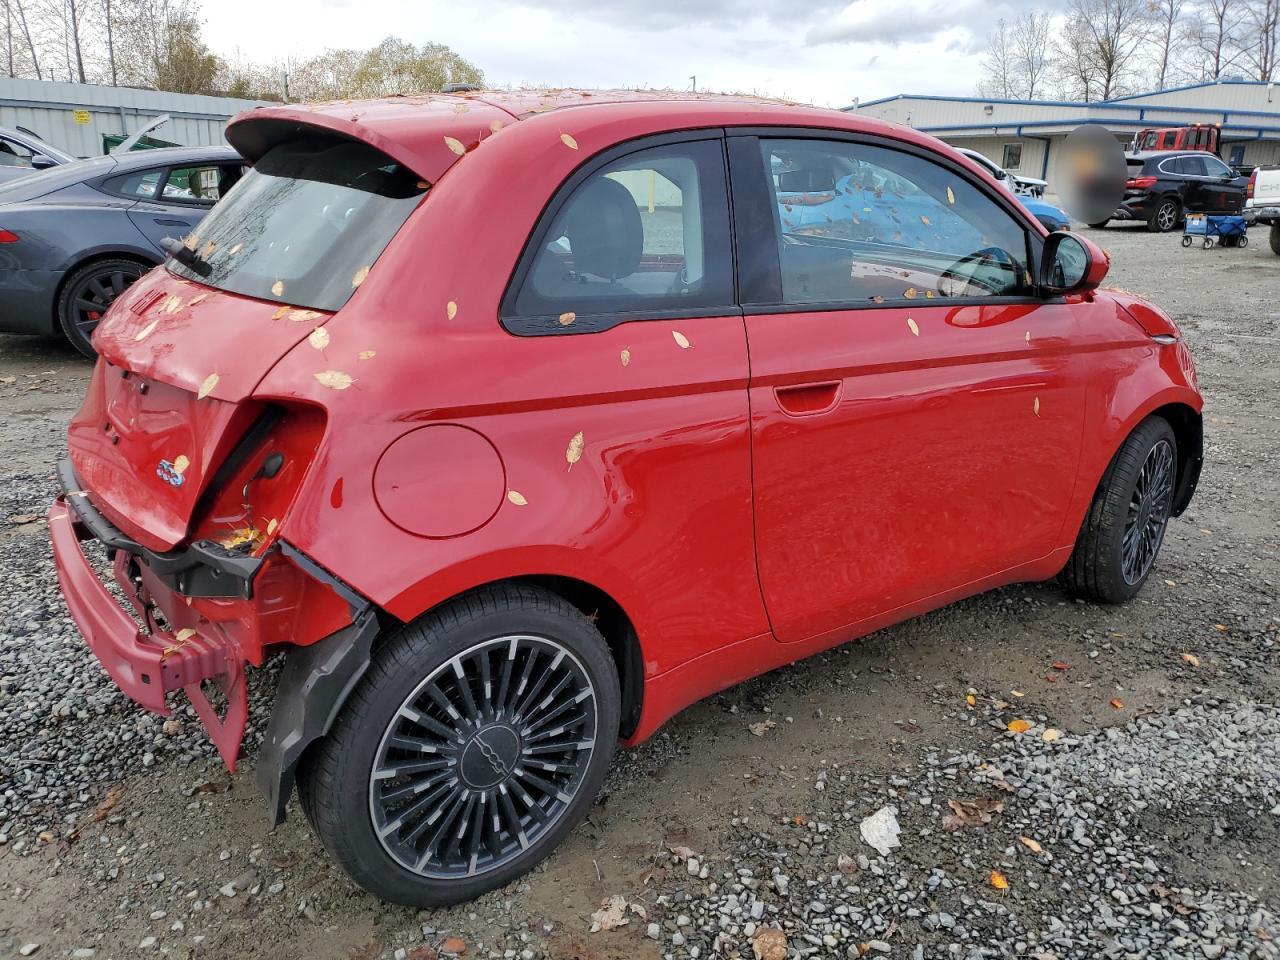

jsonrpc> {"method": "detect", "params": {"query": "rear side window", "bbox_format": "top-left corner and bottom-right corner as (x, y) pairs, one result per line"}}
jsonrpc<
(161, 164), (242, 205)
(103, 168), (162, 199)
(505, 138), (733, 334)
(167, 137), (425, 312)
(754, 138), (1032, 306)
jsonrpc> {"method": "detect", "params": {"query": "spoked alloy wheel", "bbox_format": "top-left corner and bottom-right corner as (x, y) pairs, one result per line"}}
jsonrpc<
(369, 635), (598, 879)
(1154, 200), (1179, 232)
(1121, 439), (1175, 585)
(58, 258), (148, 356)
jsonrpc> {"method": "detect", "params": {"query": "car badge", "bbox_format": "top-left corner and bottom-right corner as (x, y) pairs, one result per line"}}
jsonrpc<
(156, 460), (185, 487)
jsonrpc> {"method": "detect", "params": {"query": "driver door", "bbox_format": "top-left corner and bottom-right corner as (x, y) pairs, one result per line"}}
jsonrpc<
(730, 133), (1088, 644)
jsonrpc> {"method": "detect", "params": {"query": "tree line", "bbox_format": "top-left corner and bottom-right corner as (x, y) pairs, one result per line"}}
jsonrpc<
(980, 0), (1278, 101)
(0, 0), (483, 100)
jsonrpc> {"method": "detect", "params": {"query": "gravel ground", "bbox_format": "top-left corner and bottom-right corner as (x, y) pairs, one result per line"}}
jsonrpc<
(1, 223), (1277, 959)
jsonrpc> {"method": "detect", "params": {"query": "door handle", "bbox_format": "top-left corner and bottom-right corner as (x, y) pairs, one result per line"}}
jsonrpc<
(153, 218), (188, 226)
(774, 381), (841, 416)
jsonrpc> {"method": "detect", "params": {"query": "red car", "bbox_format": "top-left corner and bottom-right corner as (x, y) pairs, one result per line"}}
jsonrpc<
(49, 91), (1203, 906)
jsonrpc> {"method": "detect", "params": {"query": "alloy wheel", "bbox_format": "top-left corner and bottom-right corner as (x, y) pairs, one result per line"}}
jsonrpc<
(67, 262), (146, 338)
(1156, 201), (1178, 231)
(368, 634), (598, 879)
(1121, 439), (1175, 585)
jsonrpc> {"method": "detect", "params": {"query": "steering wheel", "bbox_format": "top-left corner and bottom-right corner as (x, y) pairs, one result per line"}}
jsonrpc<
(937, 246), (1015, 297)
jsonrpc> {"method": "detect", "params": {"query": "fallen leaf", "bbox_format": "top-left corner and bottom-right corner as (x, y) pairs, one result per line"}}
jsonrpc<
(183, 234), (198, 251)
(352, 266), (370, 288)
(1051, 661), (1070, 671)
(266, 518), (278, 537)
(1110, 698), (1125, 710)
(1179, 651), (1202, 668)
(308, 327), (330, 350)
(134, 319), (160, 342)
(1007, 718), (1032, 734)
(669, 845), (696, 861)
(836, 853), (856, 875)
(565, 431), (584, 471)
(200, 240), (216, 259)
(446, 300), (458, 320)
(1034, 396), (1041, 417)
(965, 693), (977, 707)
(1042, 728), (1062, 742)
(174, 627), (197, 643)
(439, 936), (466, 956)
(1025, 330), (1031, 343)
(942, 796), (1005, 830)
(172, 455), (190, 476)
(989, 869), (1009, 891)
(751, 927), (788, 960)
(288, 309), (322, 323)
(1019, 836), (1043, 853)
(907, 317), (920, 336)
(589, 895), (630, 932)
(228, 242), (243, 256)
(271, 306), (291, 321)
(489, 119), (504, 134)
(1011, 689), (1025, 697)
(904, 287), (918, 299)
(358, 350), (377, 360)
(219, 527), (259, 549)
(1213, 623), (1227, 632)
(749, 719), (776, 737)
(162, 294), (183, 314)
(672, 330), (691, 349)
(558, 311), (576, 326)
(560, 132), (579, 150)
(189, 292), (209, 306)
(620, 348), (631, 367)
(444, 135), (466, 156)
(197, 373), (219, 400)
(315, 370), (354, 390)
(406, 947), (439, 960)
(271, 280), (284, 297)
(506, 490), (528, 506)
(92, 784), (126, 821)
(946, 186), (955, 204)
(453, 102), (468, 114)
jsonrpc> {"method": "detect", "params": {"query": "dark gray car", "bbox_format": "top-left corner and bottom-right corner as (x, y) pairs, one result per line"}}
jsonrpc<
(0, 126), (77, 185)
(0, 145), (243, 354)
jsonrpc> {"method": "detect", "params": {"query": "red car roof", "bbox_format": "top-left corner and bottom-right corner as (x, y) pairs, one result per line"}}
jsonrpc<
(225, 89), (934, 186)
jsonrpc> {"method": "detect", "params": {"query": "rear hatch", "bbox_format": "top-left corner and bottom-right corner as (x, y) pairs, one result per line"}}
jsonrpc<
(67, 133), (427, 552)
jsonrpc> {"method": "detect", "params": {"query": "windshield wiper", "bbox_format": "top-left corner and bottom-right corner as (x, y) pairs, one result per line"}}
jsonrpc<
(160, 236), (212, 277)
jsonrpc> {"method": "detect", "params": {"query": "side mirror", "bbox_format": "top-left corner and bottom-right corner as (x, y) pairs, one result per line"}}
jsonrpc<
(1041, 231), (1109, 295)
(30, 155), (56, 170)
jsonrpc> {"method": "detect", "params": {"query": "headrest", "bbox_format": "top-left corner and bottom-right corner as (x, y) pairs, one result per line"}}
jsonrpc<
(561, 176), (643, 281)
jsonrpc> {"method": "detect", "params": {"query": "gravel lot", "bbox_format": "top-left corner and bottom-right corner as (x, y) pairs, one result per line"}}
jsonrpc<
(1, 223), (1278, 960)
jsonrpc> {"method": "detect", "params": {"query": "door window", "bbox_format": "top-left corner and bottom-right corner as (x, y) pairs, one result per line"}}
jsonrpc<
(1176, 155), (1207, 176)
(0, 136), (37, 168)
(161, 164), (242, 205)
(505, 139), (733, 333)
(755, 138), (1031, 305)
(1203, 156), (1233, 177)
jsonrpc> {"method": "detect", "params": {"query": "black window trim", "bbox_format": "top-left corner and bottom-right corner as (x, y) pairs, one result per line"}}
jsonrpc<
(155, 162), (237, 208)
(499, 128), (739, 337)
(724, 126), (1049, 317)
(95, 165), (165, 202)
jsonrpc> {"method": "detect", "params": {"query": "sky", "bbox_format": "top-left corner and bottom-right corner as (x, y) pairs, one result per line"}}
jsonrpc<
(200, 0), (1035, 108)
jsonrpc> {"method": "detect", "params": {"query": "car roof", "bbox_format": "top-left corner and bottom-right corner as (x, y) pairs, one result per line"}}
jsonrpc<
(226, 89), (940, 187)
(1129, 150), (1221, 161)
(105, 144), (240, 171)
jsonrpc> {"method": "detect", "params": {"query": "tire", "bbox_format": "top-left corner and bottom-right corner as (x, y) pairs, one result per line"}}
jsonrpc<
(1239, 235), (1248, 248)
(297, 583), (621, 906)
(1181, 236), (1193, 247)
(56, 257), (150, 357)
(1060, 417), (1178, 603)
(1088, 220), (1109, 229)
(1270, 223), (1280, 255)
(1147, 198), (1181, 233)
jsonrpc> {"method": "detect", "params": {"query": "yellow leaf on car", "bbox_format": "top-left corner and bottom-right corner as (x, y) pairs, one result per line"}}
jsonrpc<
(172, 455), (190, 475)
(560, 133), (579, 150)
(990, 870), (1009, 891)
(133, 319), (160, 342)
(189, 292), (209, 306)
(197, 373), (219, 400)
(489, 119), (504, 134)
(904, 287), (918, 299)
(308, 327), (330, 350)
(271, 280), (284, 297)
(266, 518), (278, 536)
(620, 348), (631, 367)
(507, 490), (528, 506)
(946, 186), (955, 204)
(446, 300), (458, 320)
(907, 317), (920, 336)
(358, 350), (376, 360)
(565, 431), (585, 471)
(672, 330), (691, 349)
(174, 627), (197, 643)
(559, 311), (576, 326)
(444, 135), (466, 156)
(200, 240), (216, 259)
(162, 294), (183, 314)
(228, 242), (243, 256)
(288, 309), (322, 323)
(315, 370), (354, 390)
(1006, 718), (1031, 734)
(1019, 836), (1043, 853)
(271, 306), (290, 321)
(1034, 396), (1041, 417)
(352, 266), (370, 288)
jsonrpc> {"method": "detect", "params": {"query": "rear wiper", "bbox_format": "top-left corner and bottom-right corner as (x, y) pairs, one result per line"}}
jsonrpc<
(160, 236), (212, 277)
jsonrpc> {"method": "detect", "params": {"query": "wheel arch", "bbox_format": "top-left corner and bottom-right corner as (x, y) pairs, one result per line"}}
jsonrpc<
(51, 249), (160, 327)
(1149, 401), (1203, 517)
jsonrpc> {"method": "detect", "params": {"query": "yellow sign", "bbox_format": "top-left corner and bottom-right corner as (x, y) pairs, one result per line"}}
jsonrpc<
(72, 109), (90, 125)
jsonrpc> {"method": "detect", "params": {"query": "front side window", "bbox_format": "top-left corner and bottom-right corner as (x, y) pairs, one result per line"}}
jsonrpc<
(167, 137), (424, 312)
(507, 139), (733, 331)
(0, 136), (36, 168)
(1203, 156), (1233, 177)
(758, 138), (1032, 306)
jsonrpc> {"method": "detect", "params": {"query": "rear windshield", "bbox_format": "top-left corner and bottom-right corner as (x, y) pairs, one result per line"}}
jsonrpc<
(168, 137), (425, 311)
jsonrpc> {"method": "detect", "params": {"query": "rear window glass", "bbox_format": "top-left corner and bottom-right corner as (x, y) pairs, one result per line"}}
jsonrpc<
(167, 137), (425, 311)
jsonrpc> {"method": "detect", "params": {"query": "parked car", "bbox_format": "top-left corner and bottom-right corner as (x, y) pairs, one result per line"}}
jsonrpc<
(955, 148), (1069, 230)
(0, 145), (244, 354)
(1089, 150), (1248, 232)
(0, 125), (77, 184)
(1244, 165), (1280, 254)
(49, 92), (1203, 906)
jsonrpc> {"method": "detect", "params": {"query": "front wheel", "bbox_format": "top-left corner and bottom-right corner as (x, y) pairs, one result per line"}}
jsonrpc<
(1148, 198), (1180, 233)
(1181, 236), (1193, 248)
(297, 584), (620, 906)
(1060, 417), (1178, 603)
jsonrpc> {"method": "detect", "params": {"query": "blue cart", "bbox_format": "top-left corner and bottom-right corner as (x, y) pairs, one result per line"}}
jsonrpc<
(1182, 214), (1249, 248)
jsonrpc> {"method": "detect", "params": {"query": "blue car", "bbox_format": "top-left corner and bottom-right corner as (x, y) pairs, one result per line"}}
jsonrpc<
(956, 148), (1071, 231)
(0, 145), (243, 355)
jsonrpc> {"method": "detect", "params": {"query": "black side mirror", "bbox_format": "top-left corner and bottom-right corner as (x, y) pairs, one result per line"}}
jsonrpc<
(30, 155), (55, 170)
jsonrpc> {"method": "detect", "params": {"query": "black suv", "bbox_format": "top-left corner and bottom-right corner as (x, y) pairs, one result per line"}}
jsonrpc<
(1091, 151), (1248, 232)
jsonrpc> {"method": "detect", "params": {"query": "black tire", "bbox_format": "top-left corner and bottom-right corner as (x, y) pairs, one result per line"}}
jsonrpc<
(1088, 220), (1109, 229)
(1147, 197), (1180, 233)
(56, 257), (150, 357)
(1181, 236), (1193, 247)
(1060, 417), (1178, 603)
(1270, 223), (1280, 255)
(297, 583), (621, 906)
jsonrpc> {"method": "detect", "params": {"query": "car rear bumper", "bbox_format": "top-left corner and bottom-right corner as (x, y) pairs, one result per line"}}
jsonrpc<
(0, 268), (62, 336)
(1244, 204), (1280, 224)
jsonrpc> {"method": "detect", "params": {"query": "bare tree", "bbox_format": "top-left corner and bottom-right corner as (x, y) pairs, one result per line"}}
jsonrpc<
(1060, 0), (1151, 99)
(1184, 0), (1245, 78)
(1147, 0), (1186, 87)
(1012, 9), (1054, 98)
(1055, 12), (1102, 98)
(979, 18), (1016, 97)
(1239, 0), (1279, 78)
(3, 0), (41, 78)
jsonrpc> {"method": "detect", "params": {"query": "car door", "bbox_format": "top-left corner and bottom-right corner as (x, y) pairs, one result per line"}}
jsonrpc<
(125, 162), (242, 253)
(728, 132), (1089, 645)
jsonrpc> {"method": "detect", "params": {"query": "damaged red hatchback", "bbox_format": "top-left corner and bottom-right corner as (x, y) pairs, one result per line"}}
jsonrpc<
(50, 91), (1203, 905)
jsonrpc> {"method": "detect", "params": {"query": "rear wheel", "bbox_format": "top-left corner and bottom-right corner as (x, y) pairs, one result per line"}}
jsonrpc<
(297, 584), (621, 906)
(1270, 223), (1280, 255)
(1147, 198), (1180, 233)
(56, 257), (149, 357)
(1061, 417), (1178, 603)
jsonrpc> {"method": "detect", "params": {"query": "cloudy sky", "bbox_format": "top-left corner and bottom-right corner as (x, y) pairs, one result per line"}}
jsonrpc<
(201, 0), (1027, 107)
